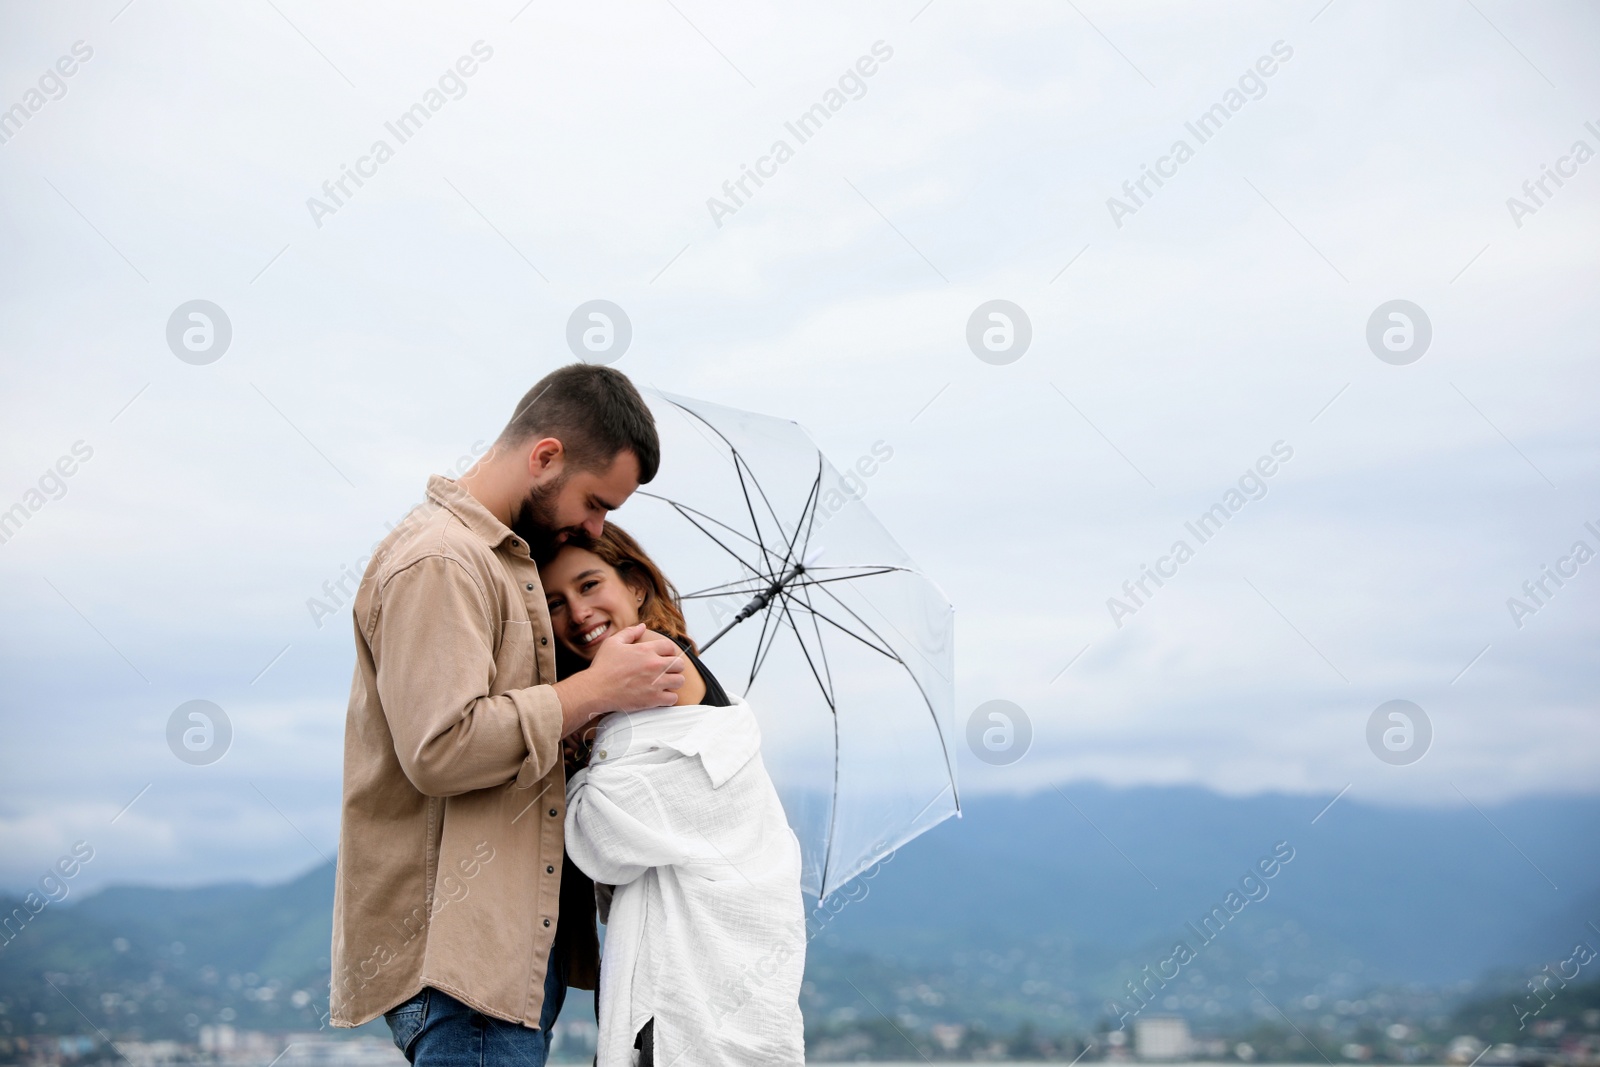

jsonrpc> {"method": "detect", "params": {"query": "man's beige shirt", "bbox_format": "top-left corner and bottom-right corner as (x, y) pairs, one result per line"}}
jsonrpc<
(331, 474), (583, 1029)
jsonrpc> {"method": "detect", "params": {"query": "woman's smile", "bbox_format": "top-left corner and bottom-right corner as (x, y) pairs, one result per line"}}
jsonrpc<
(543, 543), (649, 661)
(574, 619), (613, 647)
(540, 528), (711, 708)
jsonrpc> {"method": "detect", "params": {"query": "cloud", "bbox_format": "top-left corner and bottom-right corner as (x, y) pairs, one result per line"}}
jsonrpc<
(1, 0), (1597, 889)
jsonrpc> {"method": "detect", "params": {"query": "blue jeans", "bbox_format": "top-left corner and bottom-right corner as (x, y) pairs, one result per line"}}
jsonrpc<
(384, 953), (568, 1067)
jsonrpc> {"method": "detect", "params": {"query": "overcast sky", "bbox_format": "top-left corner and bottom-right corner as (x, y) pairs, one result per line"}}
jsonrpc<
(1, 0), (1597, 893)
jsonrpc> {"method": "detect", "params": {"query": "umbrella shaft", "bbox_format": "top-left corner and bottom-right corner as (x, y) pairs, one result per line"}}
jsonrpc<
(699, 564), (804, 652)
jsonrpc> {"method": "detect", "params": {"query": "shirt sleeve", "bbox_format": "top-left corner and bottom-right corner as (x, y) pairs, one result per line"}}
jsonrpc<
(564, 765), (700, 886)
(373, 553), (564, 797)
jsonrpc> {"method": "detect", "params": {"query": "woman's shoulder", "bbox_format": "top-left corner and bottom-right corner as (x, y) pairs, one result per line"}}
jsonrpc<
(647, 629), (695, 656)
(647, 629), (708, 692)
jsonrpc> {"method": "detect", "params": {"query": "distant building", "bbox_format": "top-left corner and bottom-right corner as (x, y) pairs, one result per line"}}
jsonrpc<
(930, 1024), (967, 1052)
(1135, 1016), (1193, 1060)
(117, 1040), (185, 1067)
(198, 1025), (236, 1053)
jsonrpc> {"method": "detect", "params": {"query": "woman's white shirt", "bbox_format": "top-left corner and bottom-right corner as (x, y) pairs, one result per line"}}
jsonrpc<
(564, 696), (806, 1067)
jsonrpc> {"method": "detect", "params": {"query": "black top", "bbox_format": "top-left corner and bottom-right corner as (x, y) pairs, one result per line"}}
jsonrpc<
(673, 634), (730, 707)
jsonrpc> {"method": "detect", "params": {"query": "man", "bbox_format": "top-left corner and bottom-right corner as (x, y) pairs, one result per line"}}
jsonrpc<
(330, 364), (686, 1066)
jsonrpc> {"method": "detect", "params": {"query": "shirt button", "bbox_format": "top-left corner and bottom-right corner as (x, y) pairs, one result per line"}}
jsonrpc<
(549, 808), (558, 817)
(596, 749), (607, 760)
(526, 583), (535, 591)
(543, 918), (551, 928)
(546, 865), (555, 874)
(540, 636), (548, 645)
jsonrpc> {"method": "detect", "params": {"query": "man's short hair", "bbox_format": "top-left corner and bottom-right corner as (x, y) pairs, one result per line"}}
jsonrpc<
(500, 364), (660, 483)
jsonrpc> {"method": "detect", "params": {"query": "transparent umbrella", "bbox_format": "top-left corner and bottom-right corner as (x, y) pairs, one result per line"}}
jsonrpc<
(621, 387), (959, 900)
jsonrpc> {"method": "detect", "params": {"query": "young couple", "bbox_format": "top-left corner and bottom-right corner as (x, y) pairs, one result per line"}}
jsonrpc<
(330, 365), (805, 1066)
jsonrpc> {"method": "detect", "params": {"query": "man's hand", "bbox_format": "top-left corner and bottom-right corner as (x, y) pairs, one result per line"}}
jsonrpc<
(553, 624), (685, 736)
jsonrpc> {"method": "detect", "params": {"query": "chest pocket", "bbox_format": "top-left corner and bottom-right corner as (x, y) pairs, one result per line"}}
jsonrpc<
(492, 619), (537, 693)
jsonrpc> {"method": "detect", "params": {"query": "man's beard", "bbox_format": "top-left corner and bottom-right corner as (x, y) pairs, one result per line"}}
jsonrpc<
(511, 478), (580, 563)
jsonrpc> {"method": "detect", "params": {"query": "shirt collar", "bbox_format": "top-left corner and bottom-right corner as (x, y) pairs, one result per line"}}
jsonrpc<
(596, 698), (760, 789)
(425, 474), (529, 558)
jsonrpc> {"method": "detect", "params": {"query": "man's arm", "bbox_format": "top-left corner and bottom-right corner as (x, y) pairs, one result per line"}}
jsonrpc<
(374, 554), (564, 796)
(373, 556), (688, 797)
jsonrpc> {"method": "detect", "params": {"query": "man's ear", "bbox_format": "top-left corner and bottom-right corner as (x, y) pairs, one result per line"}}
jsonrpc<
(528, 437), (565, 478)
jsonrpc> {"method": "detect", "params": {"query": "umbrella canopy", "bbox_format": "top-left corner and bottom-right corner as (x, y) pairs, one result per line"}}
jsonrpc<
(620, 388), (959, 900)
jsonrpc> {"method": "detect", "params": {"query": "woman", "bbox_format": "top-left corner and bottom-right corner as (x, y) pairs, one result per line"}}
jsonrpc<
(541, 523), (806, 1067)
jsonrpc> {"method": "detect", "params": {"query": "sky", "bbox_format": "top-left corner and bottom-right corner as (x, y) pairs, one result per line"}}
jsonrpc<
(1, 0), (1597, 893)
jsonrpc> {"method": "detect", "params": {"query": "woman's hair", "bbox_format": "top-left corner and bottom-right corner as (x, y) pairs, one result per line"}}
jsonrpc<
(551, 523), (695, 677)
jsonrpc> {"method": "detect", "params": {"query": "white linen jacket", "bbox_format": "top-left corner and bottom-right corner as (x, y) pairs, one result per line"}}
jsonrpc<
(564, 696), (806, 1066)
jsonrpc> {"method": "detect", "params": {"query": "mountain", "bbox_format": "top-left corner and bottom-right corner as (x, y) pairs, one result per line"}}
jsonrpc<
(0, 863), (341, 1041)
(3, 784), (1596, 1047)
(815, 784), (1600, 981)
(798, 784), (1600, 1037)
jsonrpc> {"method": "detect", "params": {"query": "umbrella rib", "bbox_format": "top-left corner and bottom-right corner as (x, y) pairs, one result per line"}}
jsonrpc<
(797, 452), (825, 561)
(737, 448), (820, 590)
(805, 584), (964, 827)
(747, 601), (788, 690)
(786, 531), (842, 899)
(653, 395), (824, 608)
(679, 583), (769, 601)
(791, 568), (906, 586)
(765, 577), (894, 661)
(811, 579), (954, 688)
(800, 588), (964, 884)
(658, 502), (781, 599)
(771, 463), (822, 578)
(774, 587), (835, 712)
(801, 564), (918, 573)
(897, 660), (963, 818)
(733, 445), (805, 570)
(678, 574), (774, 599)
(656, 392), (743, 476)
(637, 493), (769, 568)
(818, 583), (962, 821)
(795, 600), (900, 662)
(746, 466), (823, 622)
(658, 390), (781, 556)
(781, 457), (823, 575)
(661, 394), (799, 568)
(658, 393), (792, 600)
(799, 583), (907, 661)
(726, 447), (785, 577)
(795, 579), (837, 704)
(660, 395), (748, 472)
(822, 682), (841, 900)
(676, 468), (824, 658)
(757, 593), (843, 898)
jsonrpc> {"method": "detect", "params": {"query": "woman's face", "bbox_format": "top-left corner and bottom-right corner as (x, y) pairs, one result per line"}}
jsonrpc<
(540, 545), (644, 661)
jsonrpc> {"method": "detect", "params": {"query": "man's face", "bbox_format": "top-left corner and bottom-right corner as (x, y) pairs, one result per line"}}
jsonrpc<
(511, 449), (642, 560)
